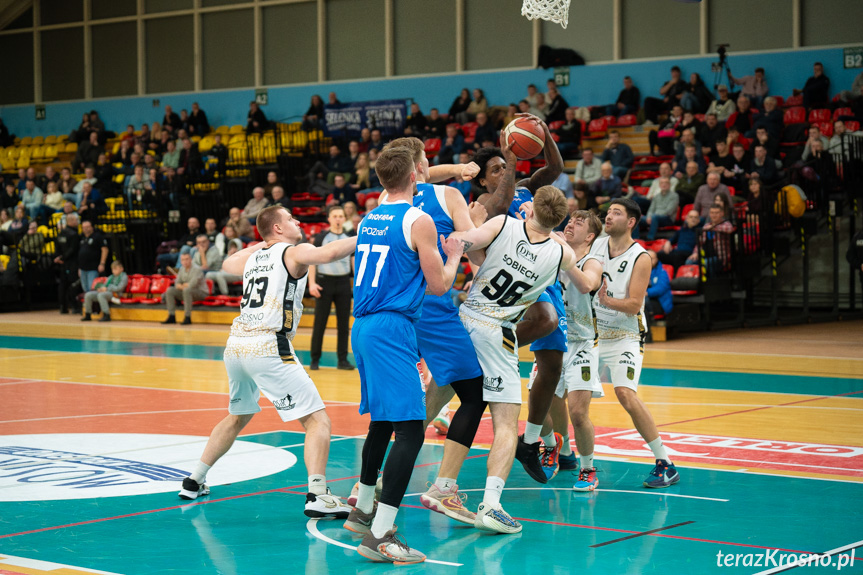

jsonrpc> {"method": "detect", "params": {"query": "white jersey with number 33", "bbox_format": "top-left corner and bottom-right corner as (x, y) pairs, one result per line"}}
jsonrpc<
(463, 217), (563, 323)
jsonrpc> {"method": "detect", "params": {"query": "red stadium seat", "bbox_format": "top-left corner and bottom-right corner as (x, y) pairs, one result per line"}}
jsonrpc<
(679, 203), (694, 221)
(583, 118), (608, 140)
(772, 95), (784, 107)
(834, 108), (853, 121)
(461, 122), (478, 141)
(845, 120), (860, 132)
(808, 109), (831, 123)
(548, 120), (565, 131)
(784, 94), (803, 107)
(694, 114), (706, 122)
(603, 115), (617, 126)
(617, 114), (637, 127)
(424, 138), (441, 158)
(672, 264), (700, 296)
(816, 122), (833, 138)
(727, 186), (735, 196)
(119, 275), (152, 304)
(783, 107), (806, 125)
(253, 225), (262, 241)
(662, 264), (675, 281)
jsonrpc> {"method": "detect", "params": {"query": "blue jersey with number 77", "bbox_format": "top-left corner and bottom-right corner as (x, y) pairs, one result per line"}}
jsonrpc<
(352, 200), (427, 320)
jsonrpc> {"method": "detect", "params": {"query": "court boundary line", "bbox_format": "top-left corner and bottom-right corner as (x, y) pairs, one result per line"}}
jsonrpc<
(752, 539), (863, 574)
(590, 520), (696, 548)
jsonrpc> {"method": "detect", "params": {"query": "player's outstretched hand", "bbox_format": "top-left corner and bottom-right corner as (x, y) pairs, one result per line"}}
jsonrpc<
(441, 234), (465, 259)
(500, 136), (517, 164)
(468, 201), (488, 227)
(461, 162), (480, 181)
(516, 200), (534, 221)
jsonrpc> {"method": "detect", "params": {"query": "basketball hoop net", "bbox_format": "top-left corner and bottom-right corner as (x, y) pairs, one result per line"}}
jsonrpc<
(521, 0), (571, 29)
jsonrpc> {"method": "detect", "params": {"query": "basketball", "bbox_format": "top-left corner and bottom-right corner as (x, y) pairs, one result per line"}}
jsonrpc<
(504, 117), (545, 160)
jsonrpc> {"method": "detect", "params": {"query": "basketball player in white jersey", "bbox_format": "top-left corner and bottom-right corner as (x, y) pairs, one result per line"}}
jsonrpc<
(588, 198), (680, 488)
(449, 185), (575, 533)
(178, 205), (361, 517)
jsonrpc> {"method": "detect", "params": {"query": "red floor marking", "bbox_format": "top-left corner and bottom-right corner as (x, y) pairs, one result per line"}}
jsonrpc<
(0, 570), (29, 575)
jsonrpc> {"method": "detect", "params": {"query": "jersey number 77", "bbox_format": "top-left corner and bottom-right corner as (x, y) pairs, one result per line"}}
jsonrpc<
(355, 245), (390, 288)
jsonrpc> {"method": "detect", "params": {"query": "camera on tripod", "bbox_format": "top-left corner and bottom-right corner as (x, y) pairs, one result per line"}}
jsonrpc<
(711, 44), (731, 73)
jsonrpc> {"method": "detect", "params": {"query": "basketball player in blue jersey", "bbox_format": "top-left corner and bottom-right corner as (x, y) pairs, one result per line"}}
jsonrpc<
(178, 205), (358, 520)
(344, 147), (463, 564)
(472, 115), (569, 484)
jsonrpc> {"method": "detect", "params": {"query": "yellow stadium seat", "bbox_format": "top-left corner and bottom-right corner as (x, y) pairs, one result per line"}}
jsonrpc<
(198, 138), (214, 154)
(6, 147), (20, 160)
(51, 212), (63, 227)
(0, 157), (14, 171)
(229, 125), (244, 134)
(19, 137), (32, 146)
(17, 156), (30, 169)
(19, 146), (32, 158)
(112, 142), (120, 154)
(113, 173), (126, 185)
(65, 142), (78, 152)
(0, 254), (9, 269)
(191, 135), (201, 143)
(214, 125), (229, 134)
(229, 134), (246, 145)
(30, 146), (45, 160)
(134, 130), (143, 136)
(43, 145), (58, 160)
(44, 135), (57, 144)
(57, 134), (68, 143)
(31, 136), (44, 145)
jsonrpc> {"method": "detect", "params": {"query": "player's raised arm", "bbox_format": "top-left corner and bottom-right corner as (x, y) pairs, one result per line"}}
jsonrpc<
(478, 143), (518, 219)
(445, 186), (486, 232)
(598, 252), (650, 315)
(517, 115), (564, 193)
(221, 241), (266, 275)
(413, 215), (462, 295)
(290, 236), (358, 266)
(448, 214), (507, 253)
(428, 161), (479, 183)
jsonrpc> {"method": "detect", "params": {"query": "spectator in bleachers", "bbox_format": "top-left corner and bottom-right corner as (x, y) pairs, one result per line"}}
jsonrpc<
(179, 109), (192, 134)
(705, 85), (736, 122)
(308, 143), (354, 185)
(243, 187), (270, 223)
(673, 142), (706, 178)
(457, 89), (488, 125)
(591, 162), (623, 211)
(0, 117), (13, 147)
(78, 220), (108, 292)
(726, 126), (750, 152)
(640, 177), (680, 241)
(688, 204), (735, 275)
(528, 93), (548, 121)
(676, 161), (706, 205)
(644, 65), (688, 125)
(58, 167), (76, 198)
(270, 186), (289, 209)
(19, 221), (45, 260)
(137, 123), (152, 149)
(154, 126), (169, 153)
(8, 205), (28, 239)
(424, 108), (447, 139)
(600, 130), (634, 180)
(55, 213), (80, 314)
(404, 103), (428, 137)
(162, 105), (181, 133)
(226, 207), (253, 243)
(38, 182), (65, 224)
(0, 208), (10, 232)
(707, 139), (732, 176)
(746, 177), (764, 215)
(177, 137), (202, 178)
(77, 182), (107, 223)
(206, 239), (243, 295)
(21, 179), (44, 221)
(125, 166), (153, 207)
(807, 139), (836, 178)
(161, 252), (207, 325)
(545, 87), (569, 124)
(606, 76), (640, 117)
(502, 103), (518, 128)
(693, 172), (731, 217)
(3, 183), (19, 215)
(635, 162), (678, 214)
(82, 260), (128, 322)
(438, 123), (465, 165)
(552, 170), (573, 199)
(70, 166), (98, 207)
(648, 104), (683, 156)
(202, 217), (226, 255)
(192, 234), (222, 272)
(302, 95), (325, 131)
(329, 175), (357, 207)
(713, 192), (735, 225)
(449, 88), (471, 121)
(681, 73), (714, 114)
(754, 126), (780, 159)
(697, 113), (728, 156)
(750, 96), (783, 139)
(357, 127), (372, 153)
(364, 196), (379, 213)
(554, 107), (581, 158)
(346, 140), (362, 168)
(723, 142), (751, 189)
(340, 201), (359, 233)
(728, 67), (768, 110)
(328, 91), (341, 106)
(190, 102), (210, 136)
(352, 153), (377, 192)
(473, 112), (496, 151)
(246, 101), (268, 133)
(726, 95), (754, 135)
(678, 111), (702, 138)
(749, 144), (780, 186)
(368, 129), (385, 153)
(801, 124), (830, 162)
(58, 202), (78, 230)
(646, 250), (673, 322)
(571, 183), (590, 211)
(15, 168), (30, 191)
(793, 62), (830, 109)
(574, 148), (601, 188)
(74, 132), (102, 173)
(157, 217), (201, 273)
(209, 133), (227, 176)
(113, 139), (134, 166)
(38, 167), (59, 192)
(525, 84), (540, 109)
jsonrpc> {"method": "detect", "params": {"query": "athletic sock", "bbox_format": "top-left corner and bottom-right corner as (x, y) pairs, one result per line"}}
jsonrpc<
(560, 434), (573, 456)
(434, 477), (456, 491)
(581, 452), (594, 470)
(523, 422), (543, 445)
(482, 476), (505, 507)
(190, 461), (211, 484)
(356, 483), (376, 514)
(370, 503), (398, 539)
(437, 404), (450, 419)
(541, 431), (557, 448)
(308, 474), (326, 496)
(647, 437), (671, 463)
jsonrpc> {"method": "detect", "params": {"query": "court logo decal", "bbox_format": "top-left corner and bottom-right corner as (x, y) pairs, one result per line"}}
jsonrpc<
(0, 433), (297, 501)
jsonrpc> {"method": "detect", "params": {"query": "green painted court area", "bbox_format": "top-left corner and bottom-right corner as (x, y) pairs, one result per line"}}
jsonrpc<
(1, 431), (861, 574)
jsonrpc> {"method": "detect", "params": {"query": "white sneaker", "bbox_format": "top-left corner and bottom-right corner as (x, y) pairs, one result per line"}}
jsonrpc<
(304, 491), (351, 519)
(178, 477), (210, 500)
(347, 476), (383, 507)
(474, 502), (522, 534)
(432, 413), (450, 435)
(357, 530), (425, 564)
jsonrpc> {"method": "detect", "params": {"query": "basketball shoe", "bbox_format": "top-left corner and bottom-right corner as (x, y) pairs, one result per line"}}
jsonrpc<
(515, 435), (548, 484)
(432, 412), (450, 435)
(643, 459), (680, 488)
(347, 476), (383, 507)
(572, 467), (598, 492)
(474, 502), (522, 534)
(357, 530), (425, 564)
(178, 477), (210, 500)
(558, 451), (578, 471)
(540, 432), (562, 481)
(420, 483), (475, 524)
(344, 502), (397, 535)
(304, 490), (351, 519)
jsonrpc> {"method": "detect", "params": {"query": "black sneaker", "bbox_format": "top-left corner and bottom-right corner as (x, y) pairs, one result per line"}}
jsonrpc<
(515, 435), (548, 484)
(178, 477), (210, 500)
(99, 314), (111, 322)
(162, 316), (176, 324)
(182, 317), (192, 325)
(81, 314), (92, 322)
(337, 361), (355, 370)
(309, 360), (319, 371)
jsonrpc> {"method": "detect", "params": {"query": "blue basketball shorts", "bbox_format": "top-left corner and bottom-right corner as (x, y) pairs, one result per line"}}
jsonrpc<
(415, 293), (483, 387)
(529, 284), (567, 352)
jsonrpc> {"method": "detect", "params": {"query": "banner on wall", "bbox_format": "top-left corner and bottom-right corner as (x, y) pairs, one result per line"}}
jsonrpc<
(323, 100), (406, 137)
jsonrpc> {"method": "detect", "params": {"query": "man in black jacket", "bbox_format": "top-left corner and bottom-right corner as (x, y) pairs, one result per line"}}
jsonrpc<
(848, 228), (863, 308)
(606, 76), (641, 117)
(55, 213), (81, 314)
(246, 101), (268, 133)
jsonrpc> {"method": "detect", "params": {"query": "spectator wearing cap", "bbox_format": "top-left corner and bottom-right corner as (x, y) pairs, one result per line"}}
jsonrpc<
(706, 85), (736, 122)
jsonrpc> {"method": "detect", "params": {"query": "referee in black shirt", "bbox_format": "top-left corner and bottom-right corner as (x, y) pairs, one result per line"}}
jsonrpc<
(309, 205), (355, 370)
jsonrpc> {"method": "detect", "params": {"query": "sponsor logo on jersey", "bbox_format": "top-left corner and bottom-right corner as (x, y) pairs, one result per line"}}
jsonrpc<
(516, 240), (537, 263)
(239, 312), (265, 323)
(483, 376), (504, 392)
(501, 254), (539, 281)
(255, 252), (270, 263)
(366, 213), (395, 221)
(361, 226), (389, 236)
(582, 366), (591, 381)
(286, 283), (296, 300)
(273, 393), (296, 411)
(245, 263), (275, 278)
(627, 366), (635, 380)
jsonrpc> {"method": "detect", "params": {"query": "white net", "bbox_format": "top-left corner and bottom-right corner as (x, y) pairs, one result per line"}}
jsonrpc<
(521, 0), (571, 29)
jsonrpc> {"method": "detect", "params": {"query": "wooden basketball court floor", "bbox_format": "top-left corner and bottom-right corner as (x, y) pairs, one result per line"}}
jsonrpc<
(0, 312), (861, 574)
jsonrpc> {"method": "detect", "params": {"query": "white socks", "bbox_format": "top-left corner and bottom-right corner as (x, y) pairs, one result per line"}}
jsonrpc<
(482, 476), (505, 507)
(523, 422), (543, 445)
(647, 437), (671, 462)
(356, 483), (377, 514)
(190, 461), (211, 484)
(308, 474), (326, 495)
(581, 452), (594, 470)
(560, 434), (573, 456)
(434, 476), (456, 491)
(370, 502), (398, 538)
(541, 431), (557, 448)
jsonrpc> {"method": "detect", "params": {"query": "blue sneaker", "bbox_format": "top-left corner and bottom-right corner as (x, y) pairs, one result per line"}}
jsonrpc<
(572, 467), (598, 492)
(643, 459), (680, 488)
(558, 451), (578, 471)
(539, 432), (562, 481)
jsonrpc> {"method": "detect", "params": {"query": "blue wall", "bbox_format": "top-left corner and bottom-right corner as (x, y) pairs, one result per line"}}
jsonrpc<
(1, 46), (859, 140)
